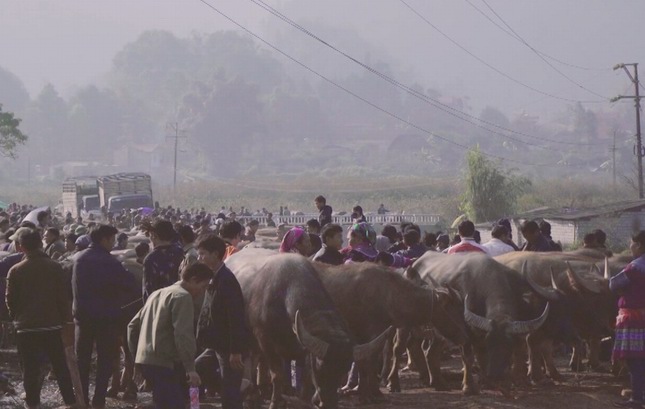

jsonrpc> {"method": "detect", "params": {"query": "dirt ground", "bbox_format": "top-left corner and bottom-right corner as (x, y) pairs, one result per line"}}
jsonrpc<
(0, 348), (629, 409)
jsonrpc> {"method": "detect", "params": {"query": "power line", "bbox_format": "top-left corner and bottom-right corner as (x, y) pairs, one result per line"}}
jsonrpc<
(398, 0), (606, 105)
(249, 0), (608, 151)
(478, 0), (610, 100)
(195, 0), (593, 168)
(464, 0), (608, 72)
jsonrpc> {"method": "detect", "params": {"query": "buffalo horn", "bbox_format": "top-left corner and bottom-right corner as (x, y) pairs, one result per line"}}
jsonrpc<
(463, 295), (493, 332)
(506, 302), (550, 335)
(550, 268), (563, 293)
(522, 261), (559, 300)
(353, 326), (394, 362)
(293, 310), (329, 359)
(565, 261), (602, 294)
(604, 257), (610, 280)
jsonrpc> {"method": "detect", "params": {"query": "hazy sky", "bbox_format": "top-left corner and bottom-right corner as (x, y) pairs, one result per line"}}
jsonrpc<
(2, 0), (644, 117)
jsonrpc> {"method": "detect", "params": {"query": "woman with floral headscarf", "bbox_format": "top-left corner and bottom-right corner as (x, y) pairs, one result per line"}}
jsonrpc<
(279, 227), (312, 256)
(341, 222), (378, 263)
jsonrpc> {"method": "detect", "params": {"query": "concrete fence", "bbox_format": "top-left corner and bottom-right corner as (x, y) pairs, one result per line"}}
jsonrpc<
(235, 213), (442, 226)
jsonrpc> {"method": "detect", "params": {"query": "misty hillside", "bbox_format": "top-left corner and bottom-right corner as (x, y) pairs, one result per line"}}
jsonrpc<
(0, 0), (641, 186)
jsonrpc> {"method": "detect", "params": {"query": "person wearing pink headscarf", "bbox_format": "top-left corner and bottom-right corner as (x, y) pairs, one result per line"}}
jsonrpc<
(279, 227), (312, 256)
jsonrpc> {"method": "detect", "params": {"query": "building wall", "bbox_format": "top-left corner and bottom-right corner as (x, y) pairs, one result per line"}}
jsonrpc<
(474, 210), (645, 252)
(574, 211), (645, 251)
(545, 219), (576, 248)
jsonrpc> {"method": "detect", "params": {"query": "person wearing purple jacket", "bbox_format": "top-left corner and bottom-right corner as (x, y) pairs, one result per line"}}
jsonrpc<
(72, 225), (139, 408)
(610, 230), (645, 409)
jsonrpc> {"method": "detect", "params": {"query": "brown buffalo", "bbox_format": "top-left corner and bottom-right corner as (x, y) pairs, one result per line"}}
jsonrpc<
(313, 262), (467, 400)
(226, 249), (391, 409)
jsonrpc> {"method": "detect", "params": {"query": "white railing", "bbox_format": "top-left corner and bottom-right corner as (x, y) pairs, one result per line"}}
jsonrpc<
(235, 213), (441, 226)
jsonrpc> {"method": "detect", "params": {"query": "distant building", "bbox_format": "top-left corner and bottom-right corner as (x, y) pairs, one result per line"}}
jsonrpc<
(113, 143), (171, 179)
(476, 199), (645, 250)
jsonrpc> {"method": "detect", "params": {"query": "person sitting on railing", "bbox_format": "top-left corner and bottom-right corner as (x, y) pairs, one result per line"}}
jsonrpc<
(266, 213), (276, 228)
(314, 196), (332, 228)
(351, 206), (366, 223)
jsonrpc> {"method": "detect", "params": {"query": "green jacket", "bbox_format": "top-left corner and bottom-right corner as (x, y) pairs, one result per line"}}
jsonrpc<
(127, 282), (196, 372)
(6, 251), (73, 332)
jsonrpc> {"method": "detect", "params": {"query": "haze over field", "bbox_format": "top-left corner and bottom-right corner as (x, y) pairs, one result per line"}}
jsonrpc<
(1, 0), (644, 191)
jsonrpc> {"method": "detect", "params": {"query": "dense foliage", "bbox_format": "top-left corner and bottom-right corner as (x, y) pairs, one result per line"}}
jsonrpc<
(461, 147), (531, 223)
(0, 105), (28, 158)
(0, 27), (636, 190)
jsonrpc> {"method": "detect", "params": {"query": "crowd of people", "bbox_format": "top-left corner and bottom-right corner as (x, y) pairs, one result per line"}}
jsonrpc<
(0, 193), (643, 409)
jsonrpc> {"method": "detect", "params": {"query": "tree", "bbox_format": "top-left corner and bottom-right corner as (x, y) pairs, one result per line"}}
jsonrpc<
(461, 147), (530, 223)
(0, 104), (28, 158)
(0, 66), (30, 113)
(21, 84), (69, 166)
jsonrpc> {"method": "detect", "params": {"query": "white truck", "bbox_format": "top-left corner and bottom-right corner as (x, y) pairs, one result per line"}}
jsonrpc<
(62, 177), (101, 219)
(97, 172), (153, 214)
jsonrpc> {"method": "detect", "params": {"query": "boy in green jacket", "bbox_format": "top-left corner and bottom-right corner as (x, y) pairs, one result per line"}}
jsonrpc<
(128, 262), (212, 409)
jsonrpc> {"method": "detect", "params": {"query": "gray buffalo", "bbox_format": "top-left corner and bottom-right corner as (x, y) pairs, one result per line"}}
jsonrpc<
(496, 251), (616, 380)
(407, 251), (550, 394)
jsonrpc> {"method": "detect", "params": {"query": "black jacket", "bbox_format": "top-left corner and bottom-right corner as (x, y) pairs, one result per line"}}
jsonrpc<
(312, 245), (345, 266)
(198, 264), (249, 354)
(318, 205), (333, 227)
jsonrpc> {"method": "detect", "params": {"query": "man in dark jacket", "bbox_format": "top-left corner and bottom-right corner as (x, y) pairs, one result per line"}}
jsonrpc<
(72, 224), (139, 408)
(195, 234), (249, 409)
(312, 223), (345, 265)
(521, 220), (556, 252)
(142, 220), (184, 302)
(0, 249), (24, 321)
(315, 195), (333, 227)
(6, 229), (76, 409)
(395, 227), (428, 259)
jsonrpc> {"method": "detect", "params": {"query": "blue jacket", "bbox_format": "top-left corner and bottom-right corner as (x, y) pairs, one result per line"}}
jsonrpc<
(72, 243), (139, 323)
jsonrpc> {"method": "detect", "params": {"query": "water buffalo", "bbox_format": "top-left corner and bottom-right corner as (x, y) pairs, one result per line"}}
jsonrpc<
(313, 262), (467, 400)
(407, 251), (550, 394)
(226, 249), (390, 409)
(495, 251), (616, 381)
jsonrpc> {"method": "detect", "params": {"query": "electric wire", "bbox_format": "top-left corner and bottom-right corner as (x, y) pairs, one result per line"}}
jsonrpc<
(464, 0), (608, 72)
(399, 0), (606, 104)
(478, 0), (610, 99)
(195, 0), (593, 168)
(250, 0), (608, 151)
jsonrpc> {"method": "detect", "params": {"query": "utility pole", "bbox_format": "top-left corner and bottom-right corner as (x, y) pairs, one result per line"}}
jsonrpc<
(166, 122), (186, 198)
(612, 130), (617, 191)
(612, 63), (644, 198)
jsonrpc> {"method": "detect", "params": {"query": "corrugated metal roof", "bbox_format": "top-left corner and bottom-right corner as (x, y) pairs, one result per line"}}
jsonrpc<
(515, 199), (645, 221)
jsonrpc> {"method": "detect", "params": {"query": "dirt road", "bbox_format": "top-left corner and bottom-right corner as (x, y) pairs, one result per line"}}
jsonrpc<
(0, 349), (629, 409)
